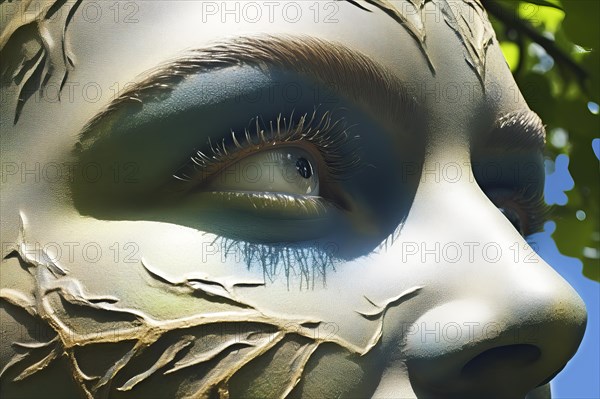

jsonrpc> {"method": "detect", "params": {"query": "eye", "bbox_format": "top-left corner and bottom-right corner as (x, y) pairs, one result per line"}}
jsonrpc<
(207, 146), (320, 196)
(498, 206), (524, 235)
(484, 187), (548, 238)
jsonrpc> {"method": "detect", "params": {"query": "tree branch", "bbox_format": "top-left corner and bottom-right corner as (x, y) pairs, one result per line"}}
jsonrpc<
(482, 0), (588, 88)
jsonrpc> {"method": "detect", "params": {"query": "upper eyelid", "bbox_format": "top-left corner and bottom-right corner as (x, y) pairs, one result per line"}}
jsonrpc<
(172, 110), (361, 186)
(479, 110), (546, 153)
(75, 35), (419, 153)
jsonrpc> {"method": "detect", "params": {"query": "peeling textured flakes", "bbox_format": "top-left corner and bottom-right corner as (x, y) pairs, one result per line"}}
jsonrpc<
(92, 342), (144, 392)
(359, 0), (435, 72)
(118, 335), (195, 391)
(0, 288), (37, 316)
(438, 0), (495, 84)
(281, 342), (320, 398)
(189, 331), (286, 399)
(0, 352), (31, 379)
(13, 339), (58, 350)
(1, 0), (83, 124)
(187, 280), (233, 298)
(164, 340), (255, 375)
(0, 1), (43, 48)
(361, 0), (426, 43)
(13, 346), (61, 381)
(352, 0), (496, 82)
(141, 259), (260, 308)
(357, 286), (423, 319)
(355, 286), (423, 355)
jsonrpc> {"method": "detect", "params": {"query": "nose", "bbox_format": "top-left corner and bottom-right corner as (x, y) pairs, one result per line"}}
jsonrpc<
(397, 182), (587, 398)
(405, 291), (586, 398)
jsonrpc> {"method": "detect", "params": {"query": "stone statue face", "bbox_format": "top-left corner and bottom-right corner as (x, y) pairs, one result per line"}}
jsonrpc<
(0, 1), (587, 398)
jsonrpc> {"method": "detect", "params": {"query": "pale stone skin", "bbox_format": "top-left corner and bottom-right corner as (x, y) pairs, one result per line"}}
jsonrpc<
(0, 1), (587, 398)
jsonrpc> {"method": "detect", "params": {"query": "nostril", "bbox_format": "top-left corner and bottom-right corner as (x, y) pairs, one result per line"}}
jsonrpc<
(462, 344), (541, 378)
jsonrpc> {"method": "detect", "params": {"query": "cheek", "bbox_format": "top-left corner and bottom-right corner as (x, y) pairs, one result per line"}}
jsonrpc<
(14, 214), (259, 312)
(5, 213), (392, 397)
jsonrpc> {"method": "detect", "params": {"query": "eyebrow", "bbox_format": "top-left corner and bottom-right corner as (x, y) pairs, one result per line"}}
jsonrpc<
(77, 35), (419, 150)
(485, 110), (546, 152)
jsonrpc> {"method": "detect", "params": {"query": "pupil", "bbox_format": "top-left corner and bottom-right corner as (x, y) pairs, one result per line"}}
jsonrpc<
(296, 157), (313, 179)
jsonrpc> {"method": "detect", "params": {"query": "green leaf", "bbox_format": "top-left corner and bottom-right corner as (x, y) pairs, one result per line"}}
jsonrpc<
(500, 41), (521, 71)
(561, 0), (600, 49)
(522, 0), (563, 11)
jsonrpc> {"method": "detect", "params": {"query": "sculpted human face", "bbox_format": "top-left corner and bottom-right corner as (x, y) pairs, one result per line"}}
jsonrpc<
(0, 1), (587, 398)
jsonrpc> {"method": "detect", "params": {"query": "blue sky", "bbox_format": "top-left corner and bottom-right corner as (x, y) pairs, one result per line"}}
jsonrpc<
(533, 149), (600, 398)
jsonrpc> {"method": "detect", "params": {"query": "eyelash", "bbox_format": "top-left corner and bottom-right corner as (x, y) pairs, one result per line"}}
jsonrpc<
(494, 187), (550, 236)
(173, 109), (361, 188)
(213, 236), (339, 290)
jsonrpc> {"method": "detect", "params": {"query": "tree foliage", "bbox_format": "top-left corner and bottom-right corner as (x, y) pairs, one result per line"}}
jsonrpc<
(484, 0), (600, 281)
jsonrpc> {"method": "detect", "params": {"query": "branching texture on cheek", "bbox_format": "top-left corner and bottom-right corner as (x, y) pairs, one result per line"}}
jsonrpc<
(0, 214), (421, 398)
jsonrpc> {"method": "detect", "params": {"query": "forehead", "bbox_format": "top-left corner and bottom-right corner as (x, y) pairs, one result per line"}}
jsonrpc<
(8, 2), (426, 77)
(1, 0), (529, 151)
(1, 0), (494, 82)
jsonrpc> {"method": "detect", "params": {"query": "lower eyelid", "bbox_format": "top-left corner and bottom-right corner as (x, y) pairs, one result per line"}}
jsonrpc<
(200, 191), (333, 219)
(180, 191), (344, 242)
